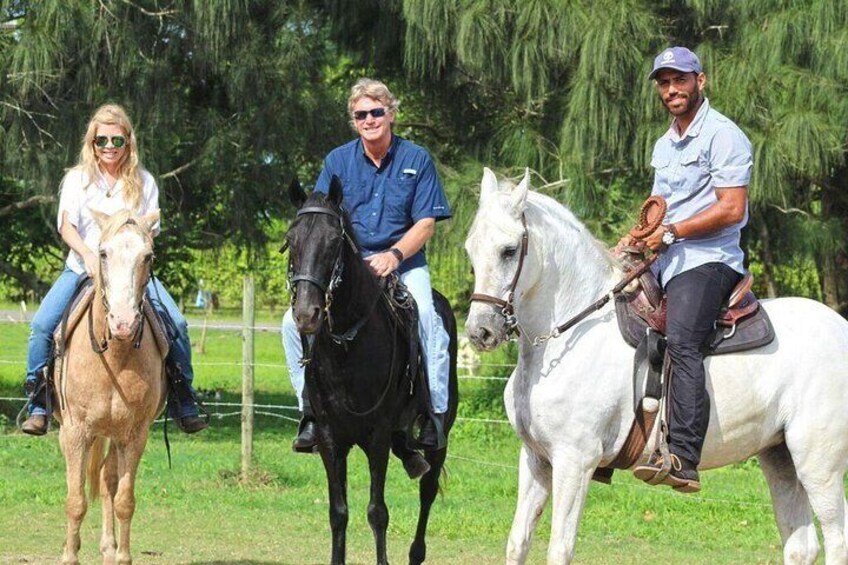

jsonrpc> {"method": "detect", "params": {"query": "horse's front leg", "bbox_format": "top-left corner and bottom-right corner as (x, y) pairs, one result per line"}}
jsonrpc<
(59, 425), (90, 565)
(98, 441), (119, 564)
(546, 449), (598, 565)
(365, 434), (392, 565)
(114, 431), (148, 565)
(506, 444), (552, 565)
(319, 437), (351, 565)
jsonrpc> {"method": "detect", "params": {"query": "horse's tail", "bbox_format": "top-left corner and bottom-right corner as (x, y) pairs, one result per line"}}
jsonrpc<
(87, 436), (108, 500)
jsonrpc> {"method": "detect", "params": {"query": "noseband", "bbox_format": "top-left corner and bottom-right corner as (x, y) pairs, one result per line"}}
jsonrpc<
(469, 214), (529, 336)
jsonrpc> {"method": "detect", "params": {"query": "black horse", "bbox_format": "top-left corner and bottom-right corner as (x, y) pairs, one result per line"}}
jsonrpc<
(285, 177), (458, 565)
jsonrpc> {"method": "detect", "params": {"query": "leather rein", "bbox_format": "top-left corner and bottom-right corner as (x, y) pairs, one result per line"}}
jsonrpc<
(469, 213), (657, 346)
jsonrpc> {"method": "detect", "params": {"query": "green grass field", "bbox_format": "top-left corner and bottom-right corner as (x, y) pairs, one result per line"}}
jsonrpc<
(0, 319), (793, 564)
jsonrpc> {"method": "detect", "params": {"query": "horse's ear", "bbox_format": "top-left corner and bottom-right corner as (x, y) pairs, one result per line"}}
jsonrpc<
(139, 209), (161, 232)
(327, 175), (344, 206)
(480, 167), (498, 201)
(90, 208), (111, 230)
(510, 168), (530, 213)
(289, 178), (307, 208)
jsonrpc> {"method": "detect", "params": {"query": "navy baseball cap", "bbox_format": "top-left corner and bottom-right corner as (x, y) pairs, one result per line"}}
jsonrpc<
(648, 46), (702, 80)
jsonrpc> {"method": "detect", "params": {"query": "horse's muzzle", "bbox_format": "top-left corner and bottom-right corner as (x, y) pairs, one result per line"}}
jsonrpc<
(294, 304), (323, 335)
(465, 305), (509, 351)
(109, 311), (142, 341)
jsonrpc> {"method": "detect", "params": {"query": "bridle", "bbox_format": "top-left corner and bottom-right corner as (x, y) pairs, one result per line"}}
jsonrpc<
(89, 218), (152, 353)
(285, 204), (403, 416)
(285, 205), (378, 344)
(469, 214), (529, 336)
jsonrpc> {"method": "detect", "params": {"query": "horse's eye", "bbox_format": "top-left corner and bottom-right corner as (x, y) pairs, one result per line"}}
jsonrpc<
(143, 254), (153, 263)
(99, 250), (107, 259)
(501, 246), (518, 260)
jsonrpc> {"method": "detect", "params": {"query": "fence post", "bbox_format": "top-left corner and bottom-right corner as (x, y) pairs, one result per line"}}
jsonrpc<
(241, 274), (255, 478)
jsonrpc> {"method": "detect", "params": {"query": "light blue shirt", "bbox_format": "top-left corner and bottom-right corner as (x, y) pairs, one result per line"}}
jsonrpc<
(650, 98), (753, 285)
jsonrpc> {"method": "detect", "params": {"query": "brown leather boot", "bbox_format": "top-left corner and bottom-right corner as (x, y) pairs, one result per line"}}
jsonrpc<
(21, 414), (49, 436)
(175, 415), (209, 434)
(633, 451), (701, 493)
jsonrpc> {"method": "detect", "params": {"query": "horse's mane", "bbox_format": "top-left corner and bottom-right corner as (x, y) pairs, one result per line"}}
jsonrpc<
(99, 209), (152, 244)
(524, 191), (620, 272)
(486, 177), (619, 274)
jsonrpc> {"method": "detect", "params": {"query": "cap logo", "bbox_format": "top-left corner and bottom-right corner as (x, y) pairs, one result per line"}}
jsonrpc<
(662, 51), (675, 62)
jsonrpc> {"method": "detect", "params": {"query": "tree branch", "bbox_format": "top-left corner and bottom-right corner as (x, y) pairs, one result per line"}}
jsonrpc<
(160, 156), (202, 180)
(768, 203), (812, 218)
(0, 195), (55, 218)
(119, 0), (178, 18)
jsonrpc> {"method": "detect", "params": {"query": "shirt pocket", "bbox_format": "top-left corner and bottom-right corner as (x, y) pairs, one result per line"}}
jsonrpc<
(678, 149), (708, 193)
(385, 178), (416, 218)
(650, 155), (671, 197)
(340, 178), (369, 212)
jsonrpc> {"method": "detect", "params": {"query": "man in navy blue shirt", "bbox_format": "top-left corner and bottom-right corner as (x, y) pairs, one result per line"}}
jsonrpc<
(282, 78), (453, 452)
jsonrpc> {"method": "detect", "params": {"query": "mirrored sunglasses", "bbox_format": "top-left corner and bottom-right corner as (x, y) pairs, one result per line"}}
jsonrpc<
(352, 107), (387, 121)
(94, 135), (127, 149)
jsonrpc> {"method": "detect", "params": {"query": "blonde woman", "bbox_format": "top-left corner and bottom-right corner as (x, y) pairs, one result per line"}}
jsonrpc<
(21, 104), (207, 435)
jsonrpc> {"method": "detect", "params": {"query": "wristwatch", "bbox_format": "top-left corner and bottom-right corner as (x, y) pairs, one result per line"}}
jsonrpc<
(661, 224), (678, 246)
(388, 247), (404, 262)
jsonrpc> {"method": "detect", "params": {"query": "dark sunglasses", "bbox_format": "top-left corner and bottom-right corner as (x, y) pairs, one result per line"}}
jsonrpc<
(352, 107), (387, 121)
(94, 135), (127, 148)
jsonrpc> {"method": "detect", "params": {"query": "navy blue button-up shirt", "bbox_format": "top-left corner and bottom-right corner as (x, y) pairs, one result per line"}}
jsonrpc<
(315, 135), (452, 274)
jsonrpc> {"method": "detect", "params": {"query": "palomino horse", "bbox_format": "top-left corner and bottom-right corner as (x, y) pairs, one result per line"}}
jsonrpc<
(54, 209), (167, 565)
(286, 178), (458, 565)
(465, 168), (848, 564)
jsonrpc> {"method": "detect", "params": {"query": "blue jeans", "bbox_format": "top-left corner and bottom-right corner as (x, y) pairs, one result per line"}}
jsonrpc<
(282, 265), (451, 414)
(26, 269), (197, 418)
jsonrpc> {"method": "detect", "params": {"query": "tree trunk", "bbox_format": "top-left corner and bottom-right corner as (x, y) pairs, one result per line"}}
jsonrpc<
(821, 253), (840, 309)
(756, 219), (777, 298)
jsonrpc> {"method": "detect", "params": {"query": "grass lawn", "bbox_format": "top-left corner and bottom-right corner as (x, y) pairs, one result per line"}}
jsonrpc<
(0, 320), (791, 564)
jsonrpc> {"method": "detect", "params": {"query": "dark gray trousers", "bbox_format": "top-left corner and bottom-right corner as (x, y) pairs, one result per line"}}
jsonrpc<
(665, 262), (742, 466)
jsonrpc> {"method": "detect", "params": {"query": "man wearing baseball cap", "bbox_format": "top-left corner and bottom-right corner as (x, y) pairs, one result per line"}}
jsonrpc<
(629, 46), (753, 493)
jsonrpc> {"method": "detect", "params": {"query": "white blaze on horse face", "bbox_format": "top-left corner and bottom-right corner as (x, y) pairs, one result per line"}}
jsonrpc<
(102, 229), (149, 339)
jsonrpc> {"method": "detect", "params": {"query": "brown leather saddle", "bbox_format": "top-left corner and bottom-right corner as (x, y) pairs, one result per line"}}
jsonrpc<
(614, 252), (774, 355)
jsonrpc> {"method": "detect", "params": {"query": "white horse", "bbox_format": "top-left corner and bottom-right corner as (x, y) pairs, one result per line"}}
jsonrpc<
(464, 167), (848, 565)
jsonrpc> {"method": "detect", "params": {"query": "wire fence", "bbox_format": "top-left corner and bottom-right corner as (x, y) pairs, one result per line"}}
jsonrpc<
(0, 296), (778, 515)
(0, 395), (772, 509)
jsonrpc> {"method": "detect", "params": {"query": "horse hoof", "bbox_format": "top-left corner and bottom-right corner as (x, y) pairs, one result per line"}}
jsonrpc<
(402, 452), (431, 480)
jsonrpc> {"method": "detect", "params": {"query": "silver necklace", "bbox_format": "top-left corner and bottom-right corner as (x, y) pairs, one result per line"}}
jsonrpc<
(98, 170), (119, 198)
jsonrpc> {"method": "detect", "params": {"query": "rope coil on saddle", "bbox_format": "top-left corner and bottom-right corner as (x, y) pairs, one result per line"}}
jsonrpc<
(628, 196), (667, 240)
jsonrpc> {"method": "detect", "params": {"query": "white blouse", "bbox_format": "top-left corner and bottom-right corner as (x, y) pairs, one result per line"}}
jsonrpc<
(56, 167), (160, 275)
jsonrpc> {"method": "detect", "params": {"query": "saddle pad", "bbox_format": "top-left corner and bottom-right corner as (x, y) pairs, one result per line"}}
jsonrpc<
(54, 281), (96, 355)
(54, 286), (170, 359)
(614, 293), (775, 356)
